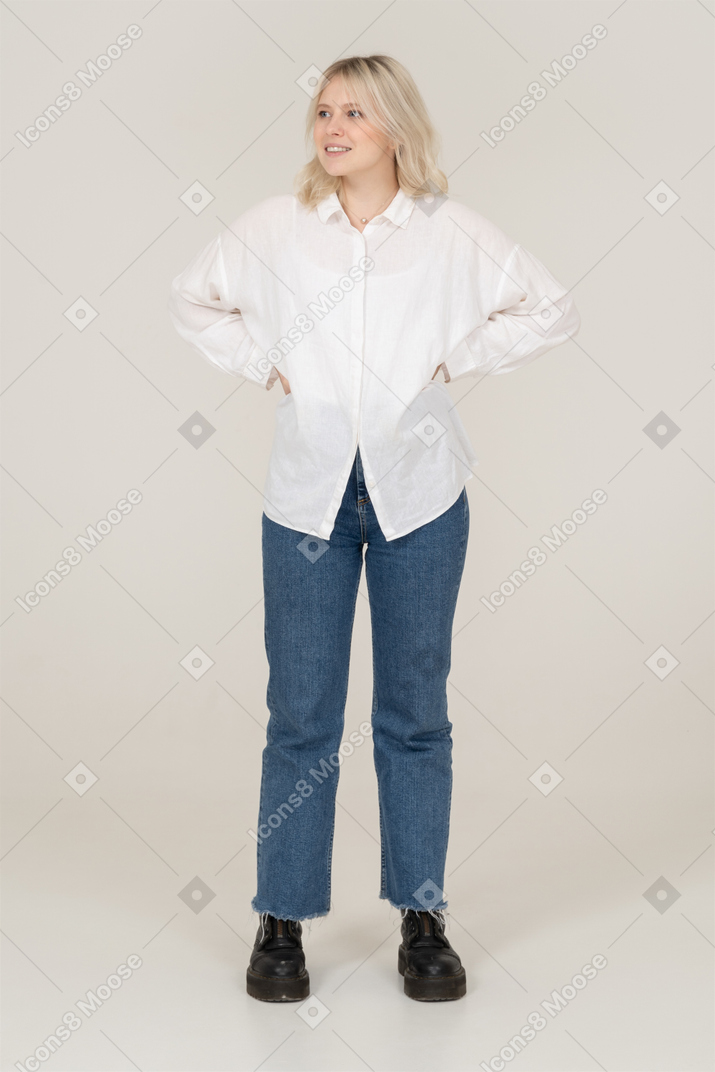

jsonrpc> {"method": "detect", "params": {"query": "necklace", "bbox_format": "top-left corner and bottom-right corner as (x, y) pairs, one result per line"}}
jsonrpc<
(339, 186), (399, 224)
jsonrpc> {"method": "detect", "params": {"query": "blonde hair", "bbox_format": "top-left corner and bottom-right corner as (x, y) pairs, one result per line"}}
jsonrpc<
(294, 55), (448, 211)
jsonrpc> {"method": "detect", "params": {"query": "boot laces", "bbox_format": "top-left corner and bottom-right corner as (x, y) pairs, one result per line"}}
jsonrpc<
(258, 912), (300, 948)
(405, 909), (450, 948)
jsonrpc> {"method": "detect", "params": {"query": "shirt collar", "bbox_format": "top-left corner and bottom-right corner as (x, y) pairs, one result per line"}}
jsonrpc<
(315, 185), (416, 229)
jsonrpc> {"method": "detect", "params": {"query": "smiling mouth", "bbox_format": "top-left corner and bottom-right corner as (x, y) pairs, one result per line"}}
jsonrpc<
(325, 147), (351, 153)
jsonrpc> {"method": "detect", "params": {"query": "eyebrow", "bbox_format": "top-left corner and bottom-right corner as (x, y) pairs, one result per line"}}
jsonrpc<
(317, 101), (361, 109)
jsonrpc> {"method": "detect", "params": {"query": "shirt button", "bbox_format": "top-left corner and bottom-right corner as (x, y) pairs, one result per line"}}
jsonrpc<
(367, 478), (375, 489)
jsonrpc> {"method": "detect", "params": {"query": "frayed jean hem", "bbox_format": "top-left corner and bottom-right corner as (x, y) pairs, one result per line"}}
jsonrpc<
(381, 893), (450, 923)
(251, 900), (330, 923)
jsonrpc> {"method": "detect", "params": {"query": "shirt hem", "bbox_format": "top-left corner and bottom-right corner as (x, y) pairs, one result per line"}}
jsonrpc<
(379, 474), (472, 542)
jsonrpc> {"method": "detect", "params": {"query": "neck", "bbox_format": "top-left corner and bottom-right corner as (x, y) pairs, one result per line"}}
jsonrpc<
(339, 171), (399, 213)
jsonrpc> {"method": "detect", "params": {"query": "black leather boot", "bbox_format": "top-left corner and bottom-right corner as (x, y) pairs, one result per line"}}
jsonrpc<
(398, 908), (467, 1001)
(246, 913), (310, 1002)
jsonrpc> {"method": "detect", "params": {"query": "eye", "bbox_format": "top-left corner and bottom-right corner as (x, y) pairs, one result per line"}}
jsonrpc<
(317, 108), (362, 119)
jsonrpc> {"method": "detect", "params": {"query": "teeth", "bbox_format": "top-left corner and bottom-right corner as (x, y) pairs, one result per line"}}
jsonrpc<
(326, 147), (350, 152)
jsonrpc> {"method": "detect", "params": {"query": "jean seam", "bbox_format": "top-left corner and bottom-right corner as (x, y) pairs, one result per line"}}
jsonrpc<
(366, 565), (388, 897)
(370, 677), (387, 896)
(322, 532), (363, 913)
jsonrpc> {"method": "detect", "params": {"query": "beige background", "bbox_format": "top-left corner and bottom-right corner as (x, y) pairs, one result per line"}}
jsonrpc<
(1, 1), (713, 1070)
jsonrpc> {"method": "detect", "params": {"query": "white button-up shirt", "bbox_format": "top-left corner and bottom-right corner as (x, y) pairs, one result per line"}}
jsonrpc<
(168, 187), (580, 541)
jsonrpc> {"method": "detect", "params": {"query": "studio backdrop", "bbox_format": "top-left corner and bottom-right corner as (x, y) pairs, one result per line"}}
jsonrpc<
(1, 2), (713, 1071)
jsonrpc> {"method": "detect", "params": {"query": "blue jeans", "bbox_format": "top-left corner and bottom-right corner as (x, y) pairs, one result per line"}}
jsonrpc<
(252, 446), (469, 920)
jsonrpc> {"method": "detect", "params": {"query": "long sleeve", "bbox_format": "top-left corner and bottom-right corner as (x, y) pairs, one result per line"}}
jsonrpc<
(442, 242), (580, 383)
(168, 231), (278, 390)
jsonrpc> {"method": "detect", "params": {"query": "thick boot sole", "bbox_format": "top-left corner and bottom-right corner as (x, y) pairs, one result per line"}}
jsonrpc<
(246, 966), (310, 1002)
(398, 946), (467, 1001)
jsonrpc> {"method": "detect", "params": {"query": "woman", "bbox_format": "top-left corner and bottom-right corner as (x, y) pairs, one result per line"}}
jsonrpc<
(168, 55), (580, 1004)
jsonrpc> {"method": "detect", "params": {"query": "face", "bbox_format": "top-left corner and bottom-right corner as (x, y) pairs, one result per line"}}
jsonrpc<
(313, 76), (395, 178)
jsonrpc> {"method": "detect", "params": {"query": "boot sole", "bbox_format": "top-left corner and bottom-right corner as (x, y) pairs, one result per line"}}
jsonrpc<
(398, 946), (467, 1001)
(246, 966), (310, 1002)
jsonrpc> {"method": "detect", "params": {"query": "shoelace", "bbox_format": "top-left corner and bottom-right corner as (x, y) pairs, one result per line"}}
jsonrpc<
(404, 910), (451, 948)
(259, 915), (301, 949)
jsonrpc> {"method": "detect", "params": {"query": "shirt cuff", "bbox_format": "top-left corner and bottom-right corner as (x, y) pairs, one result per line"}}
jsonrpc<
(242, 341), (280, 390)
(441, 337), (477, 383)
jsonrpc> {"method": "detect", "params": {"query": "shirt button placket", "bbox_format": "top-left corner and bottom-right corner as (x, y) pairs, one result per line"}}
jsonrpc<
(352, 226), (368, 459)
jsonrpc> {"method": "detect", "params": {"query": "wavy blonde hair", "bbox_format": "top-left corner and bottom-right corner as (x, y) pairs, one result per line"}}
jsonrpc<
(294, 55), (448, 210)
